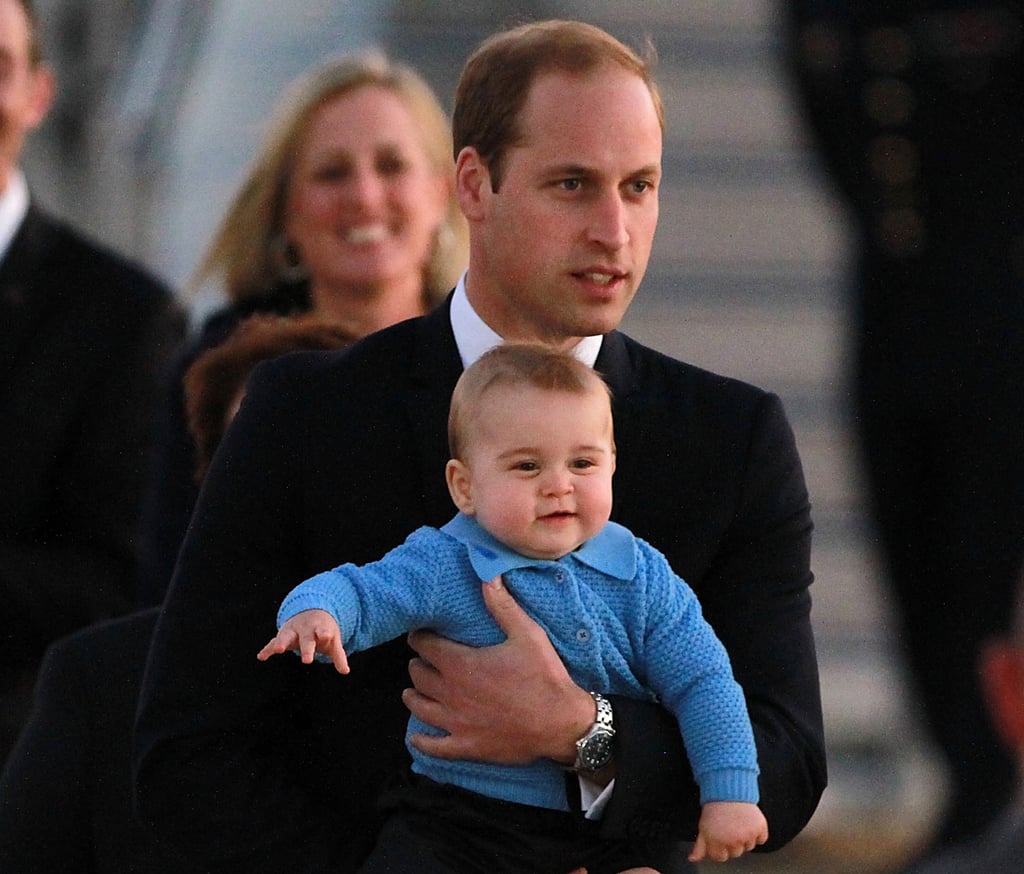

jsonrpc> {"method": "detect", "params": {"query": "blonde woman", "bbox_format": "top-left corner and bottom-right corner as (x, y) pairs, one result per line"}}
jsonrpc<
(138, 53), (466, 605)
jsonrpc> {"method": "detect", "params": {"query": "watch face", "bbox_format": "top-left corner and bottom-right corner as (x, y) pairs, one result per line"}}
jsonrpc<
(580, 732), (614, 770)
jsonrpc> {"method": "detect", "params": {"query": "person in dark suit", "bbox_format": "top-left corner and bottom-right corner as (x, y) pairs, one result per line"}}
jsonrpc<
(0, 315), (359, 873)
(903, 564), (1024, 874)
(135, 20), (826, 874)
(0, 610), (199, 872)
(0, 0), (184, 766)
(782, 2), (1024, 860)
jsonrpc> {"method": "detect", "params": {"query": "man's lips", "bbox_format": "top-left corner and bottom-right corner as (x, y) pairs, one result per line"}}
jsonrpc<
(573, 267), (626, 285)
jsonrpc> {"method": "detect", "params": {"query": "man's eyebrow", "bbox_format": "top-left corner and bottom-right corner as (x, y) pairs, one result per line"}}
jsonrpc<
(626, 164), (662, 180)
(544, 163), (593, 177)
(543, 162), (662, 180)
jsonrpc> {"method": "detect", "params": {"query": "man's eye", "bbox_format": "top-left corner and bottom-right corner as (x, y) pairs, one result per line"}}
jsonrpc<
(560, 179), (582, 192)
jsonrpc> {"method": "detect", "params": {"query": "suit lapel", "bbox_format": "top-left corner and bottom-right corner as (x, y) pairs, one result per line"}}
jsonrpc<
(595, 331), (643, 522)
(0, 207), (57, 383)
(403, 300), (465, 525)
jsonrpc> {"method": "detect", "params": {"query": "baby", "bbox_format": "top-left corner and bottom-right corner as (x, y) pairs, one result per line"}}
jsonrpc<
(259, 343), (768, 872)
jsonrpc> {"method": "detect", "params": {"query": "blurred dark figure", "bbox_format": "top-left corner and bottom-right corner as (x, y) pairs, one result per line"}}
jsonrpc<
(0, 0), (183, 766)
(0, 313), (354, 873)
(782, 0), (1024, 861)
(0, 609), (197, 872)
(905, 563), (1024, 873)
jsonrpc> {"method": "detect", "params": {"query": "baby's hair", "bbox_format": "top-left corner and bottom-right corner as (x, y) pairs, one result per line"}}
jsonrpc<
(448, 344), (612, 460)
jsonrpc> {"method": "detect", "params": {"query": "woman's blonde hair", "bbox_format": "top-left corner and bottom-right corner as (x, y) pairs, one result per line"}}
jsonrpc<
(191, 52), (467, 306)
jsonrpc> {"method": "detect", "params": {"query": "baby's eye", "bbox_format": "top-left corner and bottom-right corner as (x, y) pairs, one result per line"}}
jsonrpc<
(376, 151), (409, 176)
(571, 459), (595, 469)
(515, 461), (539, 472)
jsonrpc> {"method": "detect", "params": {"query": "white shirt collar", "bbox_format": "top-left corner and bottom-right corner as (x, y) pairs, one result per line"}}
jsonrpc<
(0, 169), (29, 262)
(449, 272), (603, 369)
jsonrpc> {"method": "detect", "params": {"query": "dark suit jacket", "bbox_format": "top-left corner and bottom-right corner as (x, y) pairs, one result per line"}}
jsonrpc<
(0, 609), (199, 872)
(0, 204), (185, 762)
(136, 282), (310, 607)
(135, 301), (826, 872)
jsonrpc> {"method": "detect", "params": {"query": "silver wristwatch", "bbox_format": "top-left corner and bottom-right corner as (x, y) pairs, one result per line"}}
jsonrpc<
(573, 692), (615, 771)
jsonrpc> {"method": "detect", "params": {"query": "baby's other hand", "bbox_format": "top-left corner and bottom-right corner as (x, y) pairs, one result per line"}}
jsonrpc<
(256, 608), (350, 674)
(688, 800), (768, 863)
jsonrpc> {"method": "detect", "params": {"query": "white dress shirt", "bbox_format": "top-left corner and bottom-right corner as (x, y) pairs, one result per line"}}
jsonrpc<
(0, 169), (29, 262)
(447, 271), (614, 816)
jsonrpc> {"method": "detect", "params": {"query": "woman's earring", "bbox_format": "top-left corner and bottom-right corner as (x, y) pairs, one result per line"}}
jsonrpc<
(272, 235), (308, 283)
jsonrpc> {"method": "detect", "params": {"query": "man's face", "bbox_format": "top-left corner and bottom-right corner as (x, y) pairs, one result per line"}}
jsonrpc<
(0, 0), (52, 188)
(459, 66), (662, 350)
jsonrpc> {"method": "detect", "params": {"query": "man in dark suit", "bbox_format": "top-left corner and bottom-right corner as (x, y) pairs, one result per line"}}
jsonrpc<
(135, 20), (826, 873)
(782, 1), (1024, 860)
(0, 610), (199, 871)
(0, 0), (184, 764)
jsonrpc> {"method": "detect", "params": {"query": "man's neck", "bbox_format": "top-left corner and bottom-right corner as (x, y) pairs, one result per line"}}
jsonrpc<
(450, 273), (602, 369)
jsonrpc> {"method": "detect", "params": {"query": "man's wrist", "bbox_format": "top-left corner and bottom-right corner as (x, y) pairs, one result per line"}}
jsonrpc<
(572, 692), (616, 772)
(551, 685), (599, 765)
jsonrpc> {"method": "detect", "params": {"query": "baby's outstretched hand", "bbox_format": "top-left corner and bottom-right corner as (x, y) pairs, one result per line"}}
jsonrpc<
(688, 800), (768, 863)
(256, 608), (350, 674)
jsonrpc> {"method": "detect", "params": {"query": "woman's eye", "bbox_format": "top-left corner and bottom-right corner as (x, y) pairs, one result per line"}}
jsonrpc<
(314, 164), (350, 182)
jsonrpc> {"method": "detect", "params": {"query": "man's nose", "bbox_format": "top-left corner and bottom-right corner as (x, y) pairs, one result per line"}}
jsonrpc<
(587, 191), (629, 250)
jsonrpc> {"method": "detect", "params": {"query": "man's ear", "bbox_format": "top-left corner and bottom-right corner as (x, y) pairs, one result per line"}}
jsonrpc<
(26, 64), (55, 130)
(980, 640), (1024, 749)
(445, 458), (475, 514)
(454, 147), (491, 222)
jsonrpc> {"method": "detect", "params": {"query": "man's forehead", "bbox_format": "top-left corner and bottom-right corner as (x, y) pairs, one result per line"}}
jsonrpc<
(516, 68), (661, 141)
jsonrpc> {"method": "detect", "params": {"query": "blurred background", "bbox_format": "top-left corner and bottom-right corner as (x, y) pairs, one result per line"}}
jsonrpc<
(26, 1), (949, 870)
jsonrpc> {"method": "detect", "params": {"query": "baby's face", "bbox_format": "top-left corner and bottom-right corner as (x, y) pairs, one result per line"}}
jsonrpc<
(455, 384), (615, 559)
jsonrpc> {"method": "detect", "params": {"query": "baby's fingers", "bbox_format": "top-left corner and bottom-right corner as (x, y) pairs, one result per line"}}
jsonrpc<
(687, 833), (707, 863)
(320, 630), (350, 674)
(256, 629), (299, 662)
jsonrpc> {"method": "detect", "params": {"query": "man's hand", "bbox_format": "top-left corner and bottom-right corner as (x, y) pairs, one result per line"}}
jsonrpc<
(256, 608), (350, 674)
(403, 575), (594, 764)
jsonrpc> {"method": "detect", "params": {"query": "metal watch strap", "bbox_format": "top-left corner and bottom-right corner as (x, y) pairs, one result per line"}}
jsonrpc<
(573, 691), (615, 771)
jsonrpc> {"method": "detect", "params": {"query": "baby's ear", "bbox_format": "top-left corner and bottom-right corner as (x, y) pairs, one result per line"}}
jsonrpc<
(445, 459), (475, 514)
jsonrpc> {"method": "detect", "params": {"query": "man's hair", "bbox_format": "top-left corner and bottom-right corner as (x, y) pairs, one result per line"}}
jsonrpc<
(448, 344), (612, 460)
(452, 19), (662, 191)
